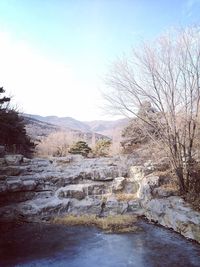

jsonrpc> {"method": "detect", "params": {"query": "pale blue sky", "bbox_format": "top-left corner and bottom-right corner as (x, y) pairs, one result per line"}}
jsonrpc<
(0, 0), (199, 120)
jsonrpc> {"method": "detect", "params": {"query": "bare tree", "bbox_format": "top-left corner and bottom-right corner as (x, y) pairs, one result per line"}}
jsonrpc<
(104, 27), (200, 193)
(36, 131), (78, 157)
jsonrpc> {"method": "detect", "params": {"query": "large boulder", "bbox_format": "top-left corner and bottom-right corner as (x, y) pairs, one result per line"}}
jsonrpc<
(143, 196), (200, 243)
(68, 197), (101, 215)
(137, 172), (200, 243)
(138, 175), (177, 201)
(103, 195), (128, 215)
(18, 196), (70, 217)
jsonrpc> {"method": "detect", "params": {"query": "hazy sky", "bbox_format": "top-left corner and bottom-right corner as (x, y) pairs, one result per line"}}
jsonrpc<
(0, 0), (200, 120)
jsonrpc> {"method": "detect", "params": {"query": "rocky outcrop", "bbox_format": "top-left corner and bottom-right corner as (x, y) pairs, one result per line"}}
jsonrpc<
(143, 196), (200, 242)
(130, 166), (200, 243)
(0, 153), (200, 243)
(4, 154), (23, 166)
(0, 154), (139, 222)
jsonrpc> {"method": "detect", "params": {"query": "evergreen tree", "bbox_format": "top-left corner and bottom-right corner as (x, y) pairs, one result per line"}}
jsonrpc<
(69, 141), (92, 157)
(0, 87), (35, 156)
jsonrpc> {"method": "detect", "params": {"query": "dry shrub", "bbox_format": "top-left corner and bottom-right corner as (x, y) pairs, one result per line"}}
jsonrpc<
(184, 163), (200, 211)
(36, 131), (79, 157)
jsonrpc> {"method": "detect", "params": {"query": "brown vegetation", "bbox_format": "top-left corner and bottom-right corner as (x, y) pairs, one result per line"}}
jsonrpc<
(93, 139), (112, 157)
(53, 214), (140, 233)
(36, 131), (76, 157)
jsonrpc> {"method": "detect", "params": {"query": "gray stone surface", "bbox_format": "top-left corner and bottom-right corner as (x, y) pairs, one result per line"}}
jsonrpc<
(0, 153), (200, 243)
(5, 154), (23, 166)
(111, 177), (126, 192)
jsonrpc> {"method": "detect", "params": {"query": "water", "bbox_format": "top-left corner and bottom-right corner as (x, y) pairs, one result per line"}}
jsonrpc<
(0, 221), (200, 267)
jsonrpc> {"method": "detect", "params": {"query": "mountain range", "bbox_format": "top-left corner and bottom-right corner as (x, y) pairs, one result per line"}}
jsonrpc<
(24, 114), (129, 138)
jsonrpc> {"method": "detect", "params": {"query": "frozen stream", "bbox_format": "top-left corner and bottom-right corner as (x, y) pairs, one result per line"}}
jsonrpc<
(0, 220), (200, 267)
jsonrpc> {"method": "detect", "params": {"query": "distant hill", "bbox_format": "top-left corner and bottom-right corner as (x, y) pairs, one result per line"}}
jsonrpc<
(23, 115), (111, 144)
(24, 114), (129, 138)
(23, 116), (61, 142)
(23, 114), (130, 157)
(84, 118), (129, 138)
(24, 114), (90, 132)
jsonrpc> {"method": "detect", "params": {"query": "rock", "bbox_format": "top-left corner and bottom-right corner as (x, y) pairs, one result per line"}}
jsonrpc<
(30, 158), (52, 168)
(0, 166), (22, 176)
(124, 179), (139, 194)
(56, 182), (108, 200)
(56, 185), (86, 200)
(90, 167), (123, 181)
(18, 196), (70, 216)
(69, 155), (84, 162)
(87, 183), (107, 195)
(51, 155), (83, 165)
(22, 180), (37, 191)
(68, 197), (101, 215)
(6, 177), (22, 192)
(23, 157), (31, 164)
(0, 191), (37, 205)
(1, 152), (200, 244)
(0, 182), (7, 193)
(138, 175), (160, 202)
(112, 177), (126, 192)
(129, 166), (144, 181)
(103, 195), (129, 215)
(5, 154), (23, 166)
(52, 156), (73, 165)
(143, 196), (200, 243)
(144, 160), (155, 172)
(136, 173), (200, 243)
(127, 199), (143, 214)
(153, 186), (177, 197)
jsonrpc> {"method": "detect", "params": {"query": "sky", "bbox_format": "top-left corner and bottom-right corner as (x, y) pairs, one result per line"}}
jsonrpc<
(0, 0), (200, 121)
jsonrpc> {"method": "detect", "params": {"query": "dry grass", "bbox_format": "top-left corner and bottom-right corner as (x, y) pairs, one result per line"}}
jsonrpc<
(52, 214), (140, 233)
(160, 183), (178, 191)
(185, 195), (200, 211)
(115, 193), (137, 201)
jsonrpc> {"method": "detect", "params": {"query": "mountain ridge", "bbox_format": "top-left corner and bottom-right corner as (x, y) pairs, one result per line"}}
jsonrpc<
(24, 113), (129, 137)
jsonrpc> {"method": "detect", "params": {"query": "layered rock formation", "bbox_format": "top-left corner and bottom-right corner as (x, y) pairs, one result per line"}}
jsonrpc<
(0, 153), (200, 243)
(130, 166), (200, 243)
(0, 154), (140, 221)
